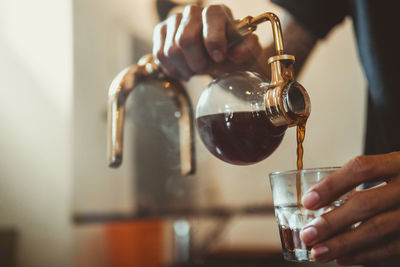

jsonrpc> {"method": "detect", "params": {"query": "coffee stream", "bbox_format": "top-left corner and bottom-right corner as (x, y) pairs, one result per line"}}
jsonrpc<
(296, 122), (306, 206)
(277, 122), (307, 256)
(296, 122), (306, 171)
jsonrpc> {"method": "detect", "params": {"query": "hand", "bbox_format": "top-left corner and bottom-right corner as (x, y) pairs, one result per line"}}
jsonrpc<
(152, 4), (263, 81)
(300, 152), (400, 265)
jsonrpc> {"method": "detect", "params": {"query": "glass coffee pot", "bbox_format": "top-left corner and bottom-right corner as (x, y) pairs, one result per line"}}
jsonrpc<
(196, 13), (310, 165)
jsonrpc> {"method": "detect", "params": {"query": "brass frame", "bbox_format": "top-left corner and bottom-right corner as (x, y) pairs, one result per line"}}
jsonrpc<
(107, 55), (195, 175)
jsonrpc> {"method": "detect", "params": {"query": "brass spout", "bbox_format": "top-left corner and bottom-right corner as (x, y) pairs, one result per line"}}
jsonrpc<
(233, 12), (311, 126)
(107, 55), (195, 176)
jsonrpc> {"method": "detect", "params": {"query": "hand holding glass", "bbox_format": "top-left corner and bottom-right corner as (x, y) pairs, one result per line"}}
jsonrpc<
(269, 168), (354, 262)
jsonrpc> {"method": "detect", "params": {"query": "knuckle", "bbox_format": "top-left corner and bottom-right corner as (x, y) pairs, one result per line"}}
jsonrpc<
(321, 175), (335, 191)
(183, 4), (202, 16)
(203, 4), (221, 15)
(175, 31), (198, 49)
(350, 191), (371, 215)
(367, 209), (400, 238)
(155, 49), (166, 61)
(219, 4), (233, 18)
(334, 235), (352, 254)
(348, 155), (373, 177)
(164, 44), (180, 58)
(369, 215), (387, 237)
(205, 38), (223, 50)
(246, 34), (261, 52)
(350, 190), (383, 219)
(202, 4), (229, 19)
(320, 214), (334, 233)
(316, 175), (338, 201)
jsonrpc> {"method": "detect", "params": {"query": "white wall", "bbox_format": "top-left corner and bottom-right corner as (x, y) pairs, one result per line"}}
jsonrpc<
(0, 0), (73, 266)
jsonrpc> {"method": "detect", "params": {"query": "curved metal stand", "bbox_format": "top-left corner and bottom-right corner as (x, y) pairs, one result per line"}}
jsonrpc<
(107, 55), (195, 176)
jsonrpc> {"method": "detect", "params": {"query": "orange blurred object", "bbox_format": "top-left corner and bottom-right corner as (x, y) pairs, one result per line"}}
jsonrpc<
(105, 220), (165, 267)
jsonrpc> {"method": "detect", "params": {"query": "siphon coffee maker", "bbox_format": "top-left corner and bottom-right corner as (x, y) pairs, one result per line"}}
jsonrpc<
(107, 12), (311, 171)
(196, 12), (311, 166)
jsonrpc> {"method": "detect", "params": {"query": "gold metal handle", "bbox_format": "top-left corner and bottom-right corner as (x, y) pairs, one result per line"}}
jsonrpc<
(107, 55), (195, 176)
(231, 12), (285, 55)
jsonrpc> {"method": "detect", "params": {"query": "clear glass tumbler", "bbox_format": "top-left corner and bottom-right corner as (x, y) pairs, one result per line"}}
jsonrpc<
(269, 167), (352, 262)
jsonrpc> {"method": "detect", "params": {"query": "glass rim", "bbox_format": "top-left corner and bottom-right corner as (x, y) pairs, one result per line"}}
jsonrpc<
(269, 167), (341, 177)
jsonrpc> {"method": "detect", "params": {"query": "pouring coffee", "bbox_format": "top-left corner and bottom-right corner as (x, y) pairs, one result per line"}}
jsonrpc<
(195, 13), (310, 166)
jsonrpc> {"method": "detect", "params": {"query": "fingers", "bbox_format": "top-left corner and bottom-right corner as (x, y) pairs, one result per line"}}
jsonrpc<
(152, 4), (263, 79)
(303, 152), (400, 210)
(153, 4), (234, 80)
(298, 152), (400, 264)
(175, 5), (209, 73)
(153, 17), (183, 79)
(301, 179), (400, 246)
(163, 13), (193, 80)
(302, 208), (400, 263)
(202, 5), (233, 63)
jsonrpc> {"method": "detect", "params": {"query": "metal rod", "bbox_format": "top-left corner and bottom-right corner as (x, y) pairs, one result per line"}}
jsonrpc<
(234, 12), (285, 55)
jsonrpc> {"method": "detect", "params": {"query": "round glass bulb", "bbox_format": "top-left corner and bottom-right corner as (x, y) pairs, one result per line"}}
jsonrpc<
(196, 71), (287, 165)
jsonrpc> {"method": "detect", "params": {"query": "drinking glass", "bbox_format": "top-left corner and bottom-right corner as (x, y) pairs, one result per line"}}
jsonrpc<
(269, 167), (353, 262)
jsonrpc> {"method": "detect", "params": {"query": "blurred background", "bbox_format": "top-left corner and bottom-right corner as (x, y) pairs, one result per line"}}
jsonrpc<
(0, 0), (365, 266)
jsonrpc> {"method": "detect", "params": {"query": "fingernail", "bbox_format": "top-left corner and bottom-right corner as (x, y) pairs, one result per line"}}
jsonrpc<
(302, 190), (320, 208)
(311, 245), (329, 260)
(300, 226), (317, 244)
(212, 50), (224, 62)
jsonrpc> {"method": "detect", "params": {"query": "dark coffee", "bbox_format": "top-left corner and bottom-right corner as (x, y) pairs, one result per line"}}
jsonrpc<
(196, 111), (287, 165)
(296, 122), (307, 205)
(296, 122), (306, 171)
(279, 225), (311, 252)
